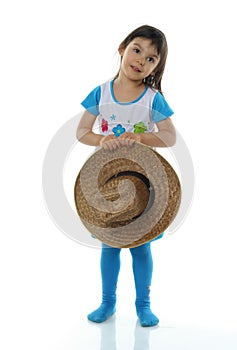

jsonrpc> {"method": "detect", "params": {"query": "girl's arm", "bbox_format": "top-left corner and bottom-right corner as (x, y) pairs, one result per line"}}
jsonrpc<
(76, 111), (120, 150)
(119, 117), (176, 148)
(140, 117), (176, 147)
(77, 111), (176, 149)
(76, 111), (102, 146)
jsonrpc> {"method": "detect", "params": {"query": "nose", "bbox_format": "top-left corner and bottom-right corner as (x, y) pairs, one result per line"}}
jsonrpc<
(136, 57), (145, 66)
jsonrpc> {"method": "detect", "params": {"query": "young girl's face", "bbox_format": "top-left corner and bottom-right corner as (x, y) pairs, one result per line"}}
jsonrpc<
(118, 37), (160, 82)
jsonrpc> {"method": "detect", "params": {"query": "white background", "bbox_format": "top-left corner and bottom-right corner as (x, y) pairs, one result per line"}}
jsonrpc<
(1, 0), (237, 349)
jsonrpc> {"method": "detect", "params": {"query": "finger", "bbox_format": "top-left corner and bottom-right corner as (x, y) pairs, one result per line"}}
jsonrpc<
(117, 139), (123, 148)
(108, 140), (120, 151)
(128, 138), (135, 147)
(111, 141), (119, 150)
(123, 137), (134, 147)
(118, 137), (125, 146)
(107, 141), (115, 151)
(124, 137), (130, 146)
(104, 139), (115, 150)
(102, 142), (110, 150)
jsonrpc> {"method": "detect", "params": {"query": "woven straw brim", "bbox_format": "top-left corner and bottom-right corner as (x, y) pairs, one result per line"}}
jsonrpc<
(74, 142), (181, 248)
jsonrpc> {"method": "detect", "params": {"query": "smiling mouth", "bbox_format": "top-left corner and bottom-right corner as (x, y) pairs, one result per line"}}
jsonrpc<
(131, 65), (141, 73)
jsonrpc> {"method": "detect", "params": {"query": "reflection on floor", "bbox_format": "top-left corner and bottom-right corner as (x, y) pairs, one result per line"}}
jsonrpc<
(51, 313), (237, 350)
(93, 316), (155, 350)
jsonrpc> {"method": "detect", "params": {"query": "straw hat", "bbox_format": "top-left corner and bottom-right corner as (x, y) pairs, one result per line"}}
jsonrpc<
(74, 142), (181, 248)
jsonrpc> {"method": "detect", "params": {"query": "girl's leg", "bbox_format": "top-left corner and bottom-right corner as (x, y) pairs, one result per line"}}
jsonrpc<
(130, 243), (159, 327)
(88, 243), (121, 323)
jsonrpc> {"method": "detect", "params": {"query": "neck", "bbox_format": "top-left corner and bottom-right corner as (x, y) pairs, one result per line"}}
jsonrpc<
(112, 74), (147, 103)
(115, 73), (145, 90)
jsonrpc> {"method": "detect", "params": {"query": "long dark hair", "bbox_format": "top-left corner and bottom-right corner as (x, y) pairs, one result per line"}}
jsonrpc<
(116, 25), (168, 95)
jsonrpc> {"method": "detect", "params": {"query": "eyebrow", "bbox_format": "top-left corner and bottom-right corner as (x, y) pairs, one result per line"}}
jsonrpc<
(133, 42), (159, 59)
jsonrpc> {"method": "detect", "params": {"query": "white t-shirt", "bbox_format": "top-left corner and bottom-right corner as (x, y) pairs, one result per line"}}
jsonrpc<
(81, 79), (174, 136)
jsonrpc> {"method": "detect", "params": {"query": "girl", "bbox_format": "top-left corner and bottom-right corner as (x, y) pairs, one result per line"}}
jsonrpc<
(77, 25), (176, 327)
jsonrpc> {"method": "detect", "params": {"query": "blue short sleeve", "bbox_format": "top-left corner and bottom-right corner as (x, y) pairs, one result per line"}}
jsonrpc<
(81, 86), (101, 116)
(151, 92), (174, 123)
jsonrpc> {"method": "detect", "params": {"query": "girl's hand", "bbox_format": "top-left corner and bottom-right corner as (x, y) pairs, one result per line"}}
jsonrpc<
(119, 132), (141, 147)
(99, 134), (121, 151)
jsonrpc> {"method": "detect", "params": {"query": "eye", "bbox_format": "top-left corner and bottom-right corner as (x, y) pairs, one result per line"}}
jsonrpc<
(133, 48), (140, 53)
(147, 57), (154, 63)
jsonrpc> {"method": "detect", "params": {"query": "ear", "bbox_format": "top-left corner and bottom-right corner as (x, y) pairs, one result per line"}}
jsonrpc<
(118, 46), (125, 57)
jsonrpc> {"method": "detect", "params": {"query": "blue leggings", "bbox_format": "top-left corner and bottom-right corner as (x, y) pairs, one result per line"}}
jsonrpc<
(88, 242), (159, 326)
(101, 242), (153, 306)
